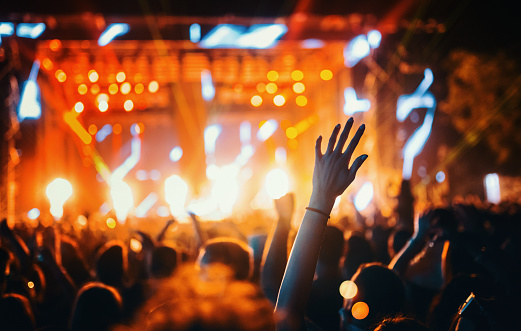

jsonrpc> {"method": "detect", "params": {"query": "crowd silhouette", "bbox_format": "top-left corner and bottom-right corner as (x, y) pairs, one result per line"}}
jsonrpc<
(1, 118), (520, 331)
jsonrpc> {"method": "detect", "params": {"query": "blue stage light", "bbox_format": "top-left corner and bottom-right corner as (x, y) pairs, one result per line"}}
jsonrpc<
(98, 23), (130, 46)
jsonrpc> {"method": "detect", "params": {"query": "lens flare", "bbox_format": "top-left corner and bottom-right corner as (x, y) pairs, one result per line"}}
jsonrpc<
(339, 280), (358, 299)
(265, 169), (289, 199)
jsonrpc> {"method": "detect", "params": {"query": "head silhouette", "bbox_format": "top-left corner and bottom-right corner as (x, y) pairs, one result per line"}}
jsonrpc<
(197, 238), (253, 280)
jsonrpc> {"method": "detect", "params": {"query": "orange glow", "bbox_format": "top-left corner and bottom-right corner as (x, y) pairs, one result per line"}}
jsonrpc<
(339, 281), (358, 299)
(49, 39), (62, 51)
(234, 83), (243, 93)
(291, 70), (304, 81)
(136, 122), (145, 134)
(108, 73), (116, 83)
(266, 83), (277, 94)
(274, 95), (286, 106)
(83, 145), (92, 156)
(55, 70), (67, 82)
(288, 139), (298, 150)
(108, 83), (119, 95)
(74, 74), (83, 84)
(98, 101), (108, 112)
(134, 73), (143, 82)
(251, 95), (263, 107)
(78, 84), (88, 95)
(148, 81), (159, 93)
(293, 82), (305, 94)
(88, 124), (98, 135)
(88, 70), (99, 83)
(320, 69), (333, 81)
(90, 84), (100, 95)
(74, 102), (84, 113)
(42, 58), (53, 70)
(113, 124), (122, 134)
(121, 82), (131, 95)
(135, 83), (144, 94)
(124, 100), (134, 111)
(116, 72), (126, 83)
(296, 95), (308, 107)
(351, 302), (369, 320)
(280, 120), (292, 130)
(256, 82), (266, 93)
(267, 70), (279, 81)
(28, 281), (35, 289)
(286, 127), (298, 139)
(106, 218), (117, 229)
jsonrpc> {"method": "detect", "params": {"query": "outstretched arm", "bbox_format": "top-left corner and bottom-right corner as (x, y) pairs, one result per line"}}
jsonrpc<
(261, 193), (294, 304)
(275, 118), (367, 331)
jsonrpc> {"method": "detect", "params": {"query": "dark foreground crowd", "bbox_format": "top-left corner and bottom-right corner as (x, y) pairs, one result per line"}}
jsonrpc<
(1, 118), (520, 331)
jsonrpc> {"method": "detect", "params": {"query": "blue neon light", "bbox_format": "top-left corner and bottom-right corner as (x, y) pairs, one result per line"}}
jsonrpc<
(98, 23), (130, 46)
(367, 30), (382, 49)
(201, 70), (215, 101)
(96, 124), (113, 142)
(343, 87), (371, 115)
(18, 60), (41, 122)
(190, 23), (201, 43)
(16, 23), (46, 39)
(199, 24), (287, 49)
(344, 35), (370, 67)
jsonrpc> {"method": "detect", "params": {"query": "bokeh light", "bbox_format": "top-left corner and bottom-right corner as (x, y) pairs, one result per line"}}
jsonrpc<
(135, 83), (144, 94)
(266, 83), (277, 94)
(351, 302), (369, 320)
(49, 39), (62, 51)
(78, 84), (88, 95)
(274, 95), (286, 106)
(109, 83), (119, 95)
(320, 69), (333, 80)
(267, 70), (279, 81)
(293, 82), (305, 94)
(55, 70), (67, 82)
(286, 127), (298, 139)
(42, 58), (53, 70)
(296, 95), (308, 106)
(116, 71), (126, 83)
(148, 81), (159, 93)
(106, 218), (117, 229)
(88, 70), (99, 83)
(121, 82), (131, 95)
(256, 82), (266, 93)
(291, 70), (304, 81)
(251, 95), (263, 107)
(124, 100), (134, 111)
(265, 169), (289, 199)
(98, 101), (108, 112)
(88, 124), (98, 135)
(339, 280), (358, 299)
(90, 84), (100, 95)
(74, 102), (84, 113)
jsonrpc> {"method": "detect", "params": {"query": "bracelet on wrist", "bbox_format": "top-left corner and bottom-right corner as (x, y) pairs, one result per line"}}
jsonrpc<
(305, 207), (330, 219)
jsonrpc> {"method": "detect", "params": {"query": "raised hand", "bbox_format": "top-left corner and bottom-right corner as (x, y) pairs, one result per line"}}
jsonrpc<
(310, 117), (368, 213)
(275, 193), (295, 225)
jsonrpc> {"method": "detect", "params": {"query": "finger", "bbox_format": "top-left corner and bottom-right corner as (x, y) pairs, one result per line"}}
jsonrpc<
(315, 135), (323, 160)
(334, 117), (354, 154)
(348, 154), (368, 181)
(326, 124), (341, 154)
(343, 124), (365, 162)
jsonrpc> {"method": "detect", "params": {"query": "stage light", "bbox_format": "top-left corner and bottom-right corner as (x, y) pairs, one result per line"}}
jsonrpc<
(344, 34), (370, 67)
(251, 95), (263, 107)
(98, 23), (130, 46)
(42, 58), (53, 70)
(266, 83), (277, 94)
(343, 87), (371, 115)
(265, 169), (289, 199)
(111, 131), (141, 183)
(273, 95), (286, 106)
(402, 110), (434, 180)
(27, 208), (40, 220)
(200, 24), (245, 48)
(135, 83), (144, 94)
(296, 95), (308, 107)
(98, 101), (108, 112)
(236, 24), (288, 49)
(106, 218), (117, 229)
(110, 180), (134, 224)
(190, 23), (201, 43)
(256, 82), (266, 93)
(55, 70), (67, 82)
(78, 84), (88, 95)
(0, 22), (14, 36)
(97, 93), (109, 103)
(16, 23), (46, 39)
(267, 70), (279, 81)
(211, 164), (240, 214)
(292, 82), (305, 94)
(130, 238), (142, 253)
(74, 102), (84, 113)
(165, 175), (189, 218)
(64, 111), (92, 144)
(116, 71), (126, 83)
(19, 60), (41, 121)
(148, 81), (159, 93)
(436, 171), (445, 183)
(206, 164), (219, 180)
(291, 70), (304, 81)
(96, 124), (113, 142)
(257, 119), (278, 141)
(135, 192), (158, 218)
(121, 82), (131, 95)
(485, 173), (501, 204)
(301, 39), (325, 49)
(204, 124), (222, 155)
(235, 145), (254, 166)
(88, 70), (99, 83)
(46, 178), (73, 220)
(77, 215), (87, 227)
(396, 69), (434, 121)
(109, 83), (118, 95)
(286, 127), (297, 139)
(367, 30), (382, 48)
(124, 100), (134, 111)
(201, 70), (215, 101)
(240, 121), (251, 144)
(320, 69), (333, 81)
(354, 182), (374, 212)
(169, 146), (183, 162)
(90, 84), (100, 95)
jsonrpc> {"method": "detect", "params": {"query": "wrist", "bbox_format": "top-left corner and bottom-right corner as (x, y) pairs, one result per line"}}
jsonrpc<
(308, 192), (335, 215)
